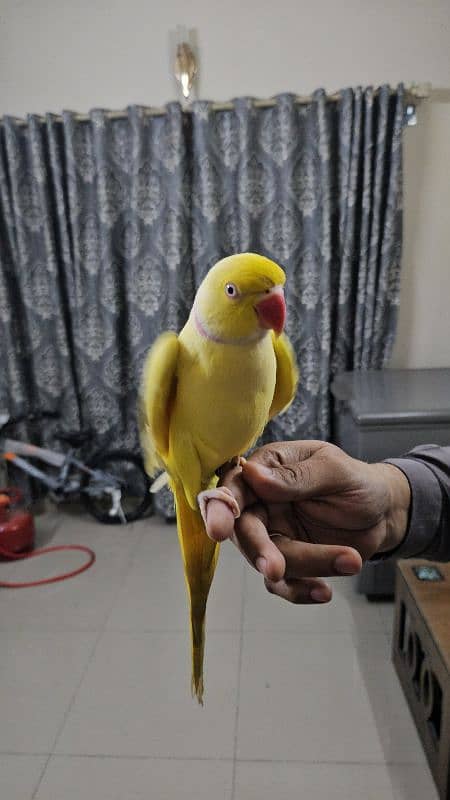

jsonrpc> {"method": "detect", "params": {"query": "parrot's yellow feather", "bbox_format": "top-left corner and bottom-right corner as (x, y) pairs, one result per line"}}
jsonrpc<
(138, 332), (179, 477)
(173, 485), (219, 704)
(269, 332), (299, 419)
(139, 253), (298, 703)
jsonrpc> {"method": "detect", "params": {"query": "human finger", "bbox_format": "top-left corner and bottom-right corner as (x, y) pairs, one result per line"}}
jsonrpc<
(204, 501), (236, 542)
(264, 576), (332, 604)
(205, 460), (257, 542)
(234, 506), (285, 582)
(272, 535), (362, 578)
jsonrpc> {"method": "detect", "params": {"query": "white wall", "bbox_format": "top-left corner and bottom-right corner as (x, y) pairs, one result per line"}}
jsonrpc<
(1, 0), (449, 368)
(390, 99), (450, 368)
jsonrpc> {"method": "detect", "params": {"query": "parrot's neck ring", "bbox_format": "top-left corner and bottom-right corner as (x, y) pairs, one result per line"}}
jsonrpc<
(192, 308), (268, 346)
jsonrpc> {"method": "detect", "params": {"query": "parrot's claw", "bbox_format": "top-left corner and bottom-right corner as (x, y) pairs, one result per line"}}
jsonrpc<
(197, 486), (241, 527)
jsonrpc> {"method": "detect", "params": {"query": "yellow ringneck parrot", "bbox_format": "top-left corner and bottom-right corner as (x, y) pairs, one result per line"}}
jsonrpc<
(139, 252), (298, 703)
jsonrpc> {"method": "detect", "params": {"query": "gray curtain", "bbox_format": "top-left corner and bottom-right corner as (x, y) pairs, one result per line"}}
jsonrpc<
(0, 86), (404, 506)
(190, 87), (404, 441)
(0, 104), (192, 453)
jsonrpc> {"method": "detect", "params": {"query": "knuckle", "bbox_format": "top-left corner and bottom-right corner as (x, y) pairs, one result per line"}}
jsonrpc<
(254, 443), (287, 468)
(295, 460), (312, 489)
(282, 464), (299, 485)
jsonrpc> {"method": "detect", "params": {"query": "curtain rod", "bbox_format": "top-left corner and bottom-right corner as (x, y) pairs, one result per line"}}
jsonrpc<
(1, 83), (432, 127)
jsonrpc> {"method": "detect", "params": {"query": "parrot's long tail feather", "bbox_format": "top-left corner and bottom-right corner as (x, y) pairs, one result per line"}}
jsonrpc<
(172, 483), (219, 704)
(191, 601), (206, 702)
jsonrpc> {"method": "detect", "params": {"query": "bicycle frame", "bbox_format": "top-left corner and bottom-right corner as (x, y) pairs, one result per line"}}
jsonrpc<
(1, 438), (122, 499)
(2, 439), (66, 491)
(0, 412), (136, 523)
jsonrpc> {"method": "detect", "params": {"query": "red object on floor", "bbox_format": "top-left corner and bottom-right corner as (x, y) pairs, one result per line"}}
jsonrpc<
(0, 487), (95, 588)
(0, 487), (35, 554)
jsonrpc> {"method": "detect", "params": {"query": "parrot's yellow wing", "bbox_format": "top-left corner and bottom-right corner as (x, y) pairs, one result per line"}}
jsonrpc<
(269, 331), (299, 419)
(138, 331), (179, 476)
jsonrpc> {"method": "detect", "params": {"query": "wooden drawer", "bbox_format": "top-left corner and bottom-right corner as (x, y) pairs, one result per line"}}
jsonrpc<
(393, 560), (450, 800)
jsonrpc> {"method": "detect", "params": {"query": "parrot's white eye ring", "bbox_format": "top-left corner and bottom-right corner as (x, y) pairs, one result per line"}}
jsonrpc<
(225, 282), (239, 298)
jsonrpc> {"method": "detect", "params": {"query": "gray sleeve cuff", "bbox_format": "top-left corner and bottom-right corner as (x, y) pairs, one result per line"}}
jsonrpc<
(371, 457), (442, 561)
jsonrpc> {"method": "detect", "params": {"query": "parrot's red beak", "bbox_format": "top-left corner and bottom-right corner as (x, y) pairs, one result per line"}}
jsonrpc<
(255, 287), (286, 334)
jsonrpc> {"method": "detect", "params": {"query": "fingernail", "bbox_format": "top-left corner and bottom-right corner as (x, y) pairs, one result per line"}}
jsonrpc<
(334, 554), (360, 575)
(310, 586), (330, 603)
(255, 557), (267, 576)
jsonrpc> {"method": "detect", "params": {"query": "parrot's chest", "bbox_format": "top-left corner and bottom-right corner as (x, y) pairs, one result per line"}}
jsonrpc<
(176, 336), (276, 463)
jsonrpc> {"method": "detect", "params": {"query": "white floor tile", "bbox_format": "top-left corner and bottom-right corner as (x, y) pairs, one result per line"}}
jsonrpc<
(244, 570), (386, 633)
(107, 519), (244, 632)
(0, 559), (18, 582)
(35, 755), (233, 800)
(32, 507), (61, 547)
(387, 763), (439, 799)
(237, 631), (425, 764)
(234, 761), (433, 800)
(350, 633), (426, 764)
(55, 631), (240, 758)
(0, 518), (142, 631)
(0, 755), (47, 800)
(0, 508), (433, 799)
(377, 599), (395, 638)
(0, 632), (97, 753)
(235, 761), (438, 800)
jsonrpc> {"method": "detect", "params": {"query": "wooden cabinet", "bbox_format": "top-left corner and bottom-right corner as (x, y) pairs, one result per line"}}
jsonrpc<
(393, 559), (450, 800)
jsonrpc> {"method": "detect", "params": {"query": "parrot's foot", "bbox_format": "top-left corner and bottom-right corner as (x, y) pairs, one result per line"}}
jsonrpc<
(197, 486), (240, 527)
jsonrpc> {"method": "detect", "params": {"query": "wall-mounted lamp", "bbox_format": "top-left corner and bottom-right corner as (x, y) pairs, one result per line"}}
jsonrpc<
(171, 26), (198, 102)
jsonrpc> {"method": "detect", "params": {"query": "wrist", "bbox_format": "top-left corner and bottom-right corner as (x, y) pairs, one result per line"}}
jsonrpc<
(375, 463), (411, 554)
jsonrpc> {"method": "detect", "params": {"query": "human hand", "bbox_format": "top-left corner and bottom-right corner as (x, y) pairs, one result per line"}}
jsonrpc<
(205, 440), (411, 604)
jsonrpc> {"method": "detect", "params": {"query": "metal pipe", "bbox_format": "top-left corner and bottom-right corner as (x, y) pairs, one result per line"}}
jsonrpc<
(0, 84), (432, 128)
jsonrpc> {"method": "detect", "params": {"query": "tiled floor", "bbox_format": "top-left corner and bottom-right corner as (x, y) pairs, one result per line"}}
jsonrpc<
(0, 507), (439, 799)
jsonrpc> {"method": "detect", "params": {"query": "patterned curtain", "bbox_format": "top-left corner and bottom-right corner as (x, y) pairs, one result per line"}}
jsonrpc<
(190, 87), (404, 442)
(0, 86), (404, 509)
(0, 104), (192, 453)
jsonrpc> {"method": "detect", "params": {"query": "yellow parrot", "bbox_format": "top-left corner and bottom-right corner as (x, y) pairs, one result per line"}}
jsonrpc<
(139, 253), (298, 703)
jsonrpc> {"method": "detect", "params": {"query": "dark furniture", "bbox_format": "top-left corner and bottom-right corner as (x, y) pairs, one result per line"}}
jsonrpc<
(393, 559), (450, 800)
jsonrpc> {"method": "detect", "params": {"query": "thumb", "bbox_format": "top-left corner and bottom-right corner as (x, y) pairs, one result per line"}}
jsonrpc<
(241, 456), (333, 503)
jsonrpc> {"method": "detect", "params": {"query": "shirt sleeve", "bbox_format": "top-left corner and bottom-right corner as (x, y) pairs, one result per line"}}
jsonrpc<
(373, 445), (450, 562)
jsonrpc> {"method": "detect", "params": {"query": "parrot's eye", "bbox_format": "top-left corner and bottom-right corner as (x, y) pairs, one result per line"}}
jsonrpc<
(225, 283), (239, 298)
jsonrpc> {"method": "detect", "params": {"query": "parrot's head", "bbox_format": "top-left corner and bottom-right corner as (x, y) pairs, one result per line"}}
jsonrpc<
(193, 253), (287, 344)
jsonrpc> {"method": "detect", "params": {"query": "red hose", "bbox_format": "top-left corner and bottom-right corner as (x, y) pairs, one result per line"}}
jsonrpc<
(0, 487), (96, 588)
(0, 543), (96, 588)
